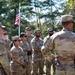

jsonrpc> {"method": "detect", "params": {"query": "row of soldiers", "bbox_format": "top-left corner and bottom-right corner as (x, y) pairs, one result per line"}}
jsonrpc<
(0, 14), (75, 75)
(0, 22), (54, 75)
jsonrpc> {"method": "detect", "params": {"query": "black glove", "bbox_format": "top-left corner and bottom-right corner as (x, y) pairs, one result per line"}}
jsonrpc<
(27, 51), (32, 56)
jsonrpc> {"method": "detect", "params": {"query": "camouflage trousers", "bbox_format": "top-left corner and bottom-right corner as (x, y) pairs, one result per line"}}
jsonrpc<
(46, 59), (55, 75)
(0, 54), (10, 75)
(10, 61), (26, 75)
(54, 60), (75, 75)
(32, 59), (44, 75)
(25, 61), (31, 75)
(24, 55), (32, 75)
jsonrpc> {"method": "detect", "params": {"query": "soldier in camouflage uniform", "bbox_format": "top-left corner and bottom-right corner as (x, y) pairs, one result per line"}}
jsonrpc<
(25, 27), (34, 74)
(10, 36), (26, 75)
(2, 31), (11, 61)
(0, 22), (10, 75)
(25, 27), (34, 51)
(20, 32), (32, 75)
(43, 28), (55, 75)
(41, 15), (75, 75)
(2, 31), (11, 50)
(31, 29), (44, 75)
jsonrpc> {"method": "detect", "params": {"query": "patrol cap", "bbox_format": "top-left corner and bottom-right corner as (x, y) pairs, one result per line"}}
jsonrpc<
(34, 29), (41, 34)
(0, 22), (5, 28)
(60, 15), (74, 23)
(47, 28), (53, 32)
(12, 36), (21, 41)
(25, 27), (32, 31)
(20, 32), (27, 37)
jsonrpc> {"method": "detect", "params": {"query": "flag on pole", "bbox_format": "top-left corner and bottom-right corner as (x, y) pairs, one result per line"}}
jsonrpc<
(14, 3), (21, 37)
(15, 12), (20, 26)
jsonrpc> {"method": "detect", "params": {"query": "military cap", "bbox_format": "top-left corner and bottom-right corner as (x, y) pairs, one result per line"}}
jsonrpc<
(20, 32), (27, 37)
(25, 27), (32, 31)
(47, 28), (53, 32)
(12, 36), (21, 41)
(34, 29), (41, 34)
(60, 15), (74, 23)
(0, 22), (5, 28)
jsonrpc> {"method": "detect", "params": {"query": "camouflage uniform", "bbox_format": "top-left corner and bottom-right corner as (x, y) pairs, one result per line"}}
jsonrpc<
(0, 36), (10, 75)
(44, 34), (55, 75)
(5, 39), (11, 50)
(25, 27), (34, 74)
(21, 41), (31, 75)
(31, 29), (44, 75)
(41, 15), (75, 75)
(10, 36), (26, 75)
(3, 32), (11, 61)
(0, 22), (10, 75)
(27, 34), (34, 50)
(27, 34), (34, 74)
(25, 27), (34, 50)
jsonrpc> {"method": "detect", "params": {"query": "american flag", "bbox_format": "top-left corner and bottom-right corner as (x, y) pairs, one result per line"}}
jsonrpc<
(15, 13), (20, 26)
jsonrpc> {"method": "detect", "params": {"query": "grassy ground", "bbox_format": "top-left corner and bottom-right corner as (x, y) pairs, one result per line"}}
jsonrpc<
(43, 64), (75, 75)
(31, 61), (75, 75)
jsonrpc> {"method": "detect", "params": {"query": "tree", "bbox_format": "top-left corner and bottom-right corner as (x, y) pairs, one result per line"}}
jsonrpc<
(67, 0), (75, 32)
(0, 0), (68, 38)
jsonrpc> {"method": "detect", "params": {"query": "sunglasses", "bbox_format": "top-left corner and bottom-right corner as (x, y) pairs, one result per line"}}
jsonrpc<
(14, 40), (21, 42)
(23, 35), (27, 37)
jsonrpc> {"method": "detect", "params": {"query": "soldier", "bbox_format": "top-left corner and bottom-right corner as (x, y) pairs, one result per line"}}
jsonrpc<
(25, 27), (34, 74)
(25, 27), (34, 52)
(2, 31), (11, 61)
(0, 22), (10, 75)
(43, 28), (55, 75)
(41, 15), (75, 75)
(31, 29), (44, 75)
(10, 36), (26, 75)
(20, 32), (32, 75)
(25, 26), (34, 50)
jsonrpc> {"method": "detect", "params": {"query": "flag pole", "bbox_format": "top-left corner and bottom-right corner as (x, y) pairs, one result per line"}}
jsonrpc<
(18, 3), (20, 37)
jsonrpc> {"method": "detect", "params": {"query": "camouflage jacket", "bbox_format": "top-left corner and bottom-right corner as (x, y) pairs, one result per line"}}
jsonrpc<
(0, 36), (6, 55)
(27, 34), (34, 50)
(42, 28), (75, 61)
(10, 45), (25, 66)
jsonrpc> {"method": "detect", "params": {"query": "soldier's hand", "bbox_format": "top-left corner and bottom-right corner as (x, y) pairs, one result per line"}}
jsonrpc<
(41, 46), (46, 56)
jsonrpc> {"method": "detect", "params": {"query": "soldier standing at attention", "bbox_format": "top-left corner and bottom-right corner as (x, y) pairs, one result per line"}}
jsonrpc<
(0, 22), (10, 75)
(2, 31), (11, 61)
(41, 15), (75, 75)
(43, 28), (55, 75)
(25, 27), (34, 52)
(31, 29), (44, 75)
(20, 32), (32, 75)
(25, 27), (34, 74)
(10, 36), (26, 75)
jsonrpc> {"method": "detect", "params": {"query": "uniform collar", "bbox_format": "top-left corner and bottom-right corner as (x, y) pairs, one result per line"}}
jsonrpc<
(62, 28), (72, 31)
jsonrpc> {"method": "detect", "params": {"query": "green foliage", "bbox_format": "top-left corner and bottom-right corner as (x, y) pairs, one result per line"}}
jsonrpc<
(67, 0), (75, 32)
(0, 0), (69, 39)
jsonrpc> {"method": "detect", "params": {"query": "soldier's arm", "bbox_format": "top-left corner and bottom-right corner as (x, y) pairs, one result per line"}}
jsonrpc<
(41, 37), (55, 61)
(11, 50), (26, 67)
